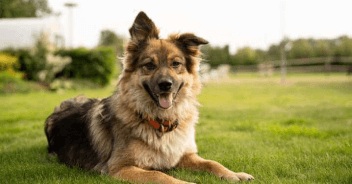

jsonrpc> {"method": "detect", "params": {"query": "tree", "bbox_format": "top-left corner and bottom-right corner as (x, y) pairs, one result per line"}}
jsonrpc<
(288, 39), (315, 59)
(307, 38), (317, 48)
(0, 0), (52, 18)
(234, 47), (257, 65)
(201, 44), (231, 67)
(98, 30), (124, 56)
(314, 39), (331, 57)
(254, 49), (267, 63)
(333, 36), (352, 57)
(18, 32), (48, 81)
(267, 44), (281, 61)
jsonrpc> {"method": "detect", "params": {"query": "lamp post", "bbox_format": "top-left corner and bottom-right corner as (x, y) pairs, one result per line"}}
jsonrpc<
(64, 2), (77, 48)
(280, 1), (286, 83)
(53, 12), (62, 48)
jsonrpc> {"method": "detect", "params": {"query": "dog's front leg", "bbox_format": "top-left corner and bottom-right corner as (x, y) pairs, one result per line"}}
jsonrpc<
(177, 153), (254, 182)
(110, 166), (194, 184)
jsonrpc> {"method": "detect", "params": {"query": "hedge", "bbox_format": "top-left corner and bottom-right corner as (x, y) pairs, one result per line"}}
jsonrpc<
(55, 47), (116, 86)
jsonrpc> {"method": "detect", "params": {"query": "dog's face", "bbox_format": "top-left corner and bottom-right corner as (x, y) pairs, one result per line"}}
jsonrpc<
(138, 40), (186, 109)
(119, 12), (208, 111)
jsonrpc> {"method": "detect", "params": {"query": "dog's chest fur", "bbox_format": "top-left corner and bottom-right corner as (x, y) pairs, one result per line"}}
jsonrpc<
(129, 122), (198, 170)
(90, 98), (198, 171)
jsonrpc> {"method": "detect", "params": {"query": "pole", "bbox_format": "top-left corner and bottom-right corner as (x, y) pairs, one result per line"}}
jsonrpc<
(64, 2), (77, 48)
(69, 8), (72, 48)
(281, 39), (286, 83)
(280, 1), (286, 83)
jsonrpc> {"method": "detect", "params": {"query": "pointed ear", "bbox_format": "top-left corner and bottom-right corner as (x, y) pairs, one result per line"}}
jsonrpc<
(129, 11), (159, 43)
(169, 33), (208, 74)
(170, 33), (208, 56)
(177, 33), (209, 47)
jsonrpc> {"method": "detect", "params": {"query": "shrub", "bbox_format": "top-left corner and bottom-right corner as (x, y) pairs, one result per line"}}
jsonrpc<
(55, 47), (116, 86)
(18, 49), (47, 80)
(2, 33), (49, 81)
(0, 52), (48, 93)
(0, 70), (47, 93)
(2, 48), (47, 81)
(0, 70), (30, 93)
(0, 52), (19, 72)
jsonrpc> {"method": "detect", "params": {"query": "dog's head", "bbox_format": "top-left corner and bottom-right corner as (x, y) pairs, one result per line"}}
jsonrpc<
(118, 12), (208, 113)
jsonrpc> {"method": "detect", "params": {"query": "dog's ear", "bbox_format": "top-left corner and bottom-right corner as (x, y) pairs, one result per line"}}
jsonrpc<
(129, 11), (159, 43)
(170, 33), (208, 57)
(177, 33), (208, 47)
(169, 33), (208, 74)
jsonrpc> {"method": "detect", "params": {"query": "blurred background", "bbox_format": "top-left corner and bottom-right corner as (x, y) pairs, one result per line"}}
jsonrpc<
(1, 1), (352, 183)
(0, 0), (351, 92)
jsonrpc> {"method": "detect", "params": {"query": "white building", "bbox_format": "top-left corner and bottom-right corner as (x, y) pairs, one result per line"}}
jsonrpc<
(0, 16), (64, 50)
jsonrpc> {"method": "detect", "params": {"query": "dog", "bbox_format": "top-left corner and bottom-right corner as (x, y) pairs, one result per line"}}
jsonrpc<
(45, 11), (254, 183)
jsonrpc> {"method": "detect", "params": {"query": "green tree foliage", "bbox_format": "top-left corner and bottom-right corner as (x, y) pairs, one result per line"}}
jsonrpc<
(201, 45), (231, 67)
(307, 38), (317, 48)
(98, 30), (124, 57)
(288, 39), (315, 59)
(233, 47), (257, 65)
(333, 36), (352, 57)
(0, 0), (52, 18)
(254, 49), (267, 63)
(267, 44), (281, 61)
(314, 40), (331, 57)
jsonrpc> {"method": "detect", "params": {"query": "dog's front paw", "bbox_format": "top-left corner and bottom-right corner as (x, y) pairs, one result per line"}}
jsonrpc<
(222, 171), (254, 182)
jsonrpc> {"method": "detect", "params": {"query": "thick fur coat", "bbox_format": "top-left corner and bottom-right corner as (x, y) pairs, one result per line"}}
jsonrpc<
(45, 12), (254, 183)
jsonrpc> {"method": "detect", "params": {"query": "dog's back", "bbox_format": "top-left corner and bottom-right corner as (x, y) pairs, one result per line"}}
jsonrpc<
(45, 96), (101, 170)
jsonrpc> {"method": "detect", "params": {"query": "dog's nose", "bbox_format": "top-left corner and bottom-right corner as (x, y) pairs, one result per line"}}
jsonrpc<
(158, 79), (173, 92)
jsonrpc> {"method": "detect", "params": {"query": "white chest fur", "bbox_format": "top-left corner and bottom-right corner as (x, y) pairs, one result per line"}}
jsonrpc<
(130, 123), (197, 170)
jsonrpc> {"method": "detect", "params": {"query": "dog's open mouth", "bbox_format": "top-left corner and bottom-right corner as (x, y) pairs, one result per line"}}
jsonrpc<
(154, 93), (174, 109)
(143, 83), (183, 109)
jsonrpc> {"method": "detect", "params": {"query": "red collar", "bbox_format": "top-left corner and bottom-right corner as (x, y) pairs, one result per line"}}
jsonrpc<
(140, 114), (178, 133)
(148, 119), (178, 132)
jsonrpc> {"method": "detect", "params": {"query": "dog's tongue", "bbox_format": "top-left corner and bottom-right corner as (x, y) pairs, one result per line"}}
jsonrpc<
(159, 93), (173, 109)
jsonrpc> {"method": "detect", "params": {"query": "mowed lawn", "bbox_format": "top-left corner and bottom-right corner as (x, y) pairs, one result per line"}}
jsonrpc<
(1, 73), (351, 184)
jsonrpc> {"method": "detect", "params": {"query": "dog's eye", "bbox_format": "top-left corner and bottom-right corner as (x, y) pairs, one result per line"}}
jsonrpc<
(172, 61), (181, 68)
(144, 62), (156, 71)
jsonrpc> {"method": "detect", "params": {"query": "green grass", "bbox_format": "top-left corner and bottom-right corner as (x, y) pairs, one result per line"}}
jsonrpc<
(1, 73), (352, 184)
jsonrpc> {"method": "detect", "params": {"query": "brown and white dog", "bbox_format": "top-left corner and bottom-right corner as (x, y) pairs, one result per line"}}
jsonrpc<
(45, 11), (254, 183)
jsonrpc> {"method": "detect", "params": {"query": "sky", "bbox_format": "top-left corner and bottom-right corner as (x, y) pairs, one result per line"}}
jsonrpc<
(48, 0), (352, 53)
